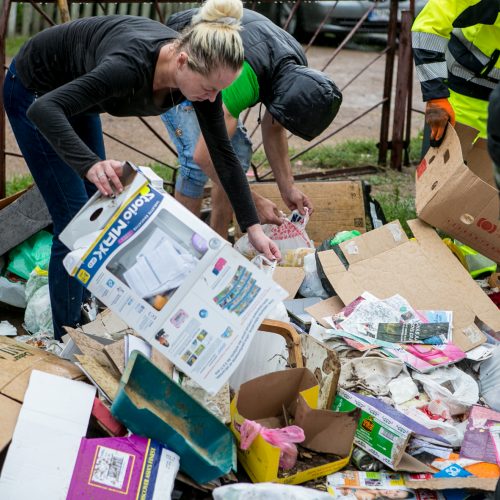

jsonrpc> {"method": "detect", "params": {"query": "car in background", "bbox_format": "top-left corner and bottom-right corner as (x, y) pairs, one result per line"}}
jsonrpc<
(251, 1), (428, 40)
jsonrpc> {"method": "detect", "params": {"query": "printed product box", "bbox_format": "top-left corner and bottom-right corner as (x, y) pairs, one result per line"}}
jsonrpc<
(332, 388), (449, 472)
(230, 368), (359, 484)
(60, 163), (286, 394)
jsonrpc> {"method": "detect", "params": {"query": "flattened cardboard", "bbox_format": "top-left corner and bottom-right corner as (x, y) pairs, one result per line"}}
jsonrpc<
(230, 368), (358, 484)
(416, 125), (499, 262)
(300, 334), (340, 410)
(0, 336), (83, 402)
(0, 395), (21, 453)
(66, 327), (119, 374)
(272, 266), (305, 300)
(75, 354), (120, 402)
(0, 186), (51, 256)
(317, 220), (500, 352)
(103, 338), (126, 374)
(236, 181), (367, 243)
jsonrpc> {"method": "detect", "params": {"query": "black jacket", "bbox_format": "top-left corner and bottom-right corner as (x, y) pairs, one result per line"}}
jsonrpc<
(168, 9), (342, 141)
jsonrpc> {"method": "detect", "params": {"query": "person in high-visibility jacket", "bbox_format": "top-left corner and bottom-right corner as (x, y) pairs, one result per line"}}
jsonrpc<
(489, 83), (500, 190)
(412, 0), (500, 143)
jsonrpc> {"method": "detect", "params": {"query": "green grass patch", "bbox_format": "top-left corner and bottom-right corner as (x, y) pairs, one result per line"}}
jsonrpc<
(6, 174), (33, 197)
(6, 36), (29, 58)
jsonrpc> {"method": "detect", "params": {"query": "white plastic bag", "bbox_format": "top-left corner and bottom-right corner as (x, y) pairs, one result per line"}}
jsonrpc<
(404, 406), (467, 447)
(235, 210), (313, 259)
(24, 267), (53, 336)
(412, 366), (479, 416)
(298, 252), (328, 299)
(213, 483), (332, 500)
(251, 255), (290, 322)
(0, 276), (26, 308)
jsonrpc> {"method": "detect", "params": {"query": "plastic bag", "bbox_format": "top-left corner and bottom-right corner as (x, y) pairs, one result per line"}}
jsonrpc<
(0, 276), (26, 308)
(412, 366), (479, 416)
(251, 255), (289, 322)
(24, 267), (53, 336)
(7, 230), (53, 280)
(213, 483), (332, 500)
(239, 420), (305, 470)
(298, 252), (329, 299)
(234, 210), (313, 259)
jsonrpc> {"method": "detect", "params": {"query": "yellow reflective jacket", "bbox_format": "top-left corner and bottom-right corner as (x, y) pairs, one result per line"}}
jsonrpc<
(412, 0), (500, 103)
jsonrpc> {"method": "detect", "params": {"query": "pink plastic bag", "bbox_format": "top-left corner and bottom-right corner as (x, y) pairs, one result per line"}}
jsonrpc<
(234, 210), (313, 259)
(239, 419), (305, 470)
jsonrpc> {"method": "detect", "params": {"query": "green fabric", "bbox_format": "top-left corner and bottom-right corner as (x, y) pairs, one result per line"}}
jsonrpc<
(222, 61), (260, 118)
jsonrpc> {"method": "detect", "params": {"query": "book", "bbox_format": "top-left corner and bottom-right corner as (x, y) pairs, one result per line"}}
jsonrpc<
(67, 434), (179, 499)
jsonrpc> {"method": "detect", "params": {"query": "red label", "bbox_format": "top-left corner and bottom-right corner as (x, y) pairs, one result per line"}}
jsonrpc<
(416, 159), (427, 179)
(477, 218), (497, 234)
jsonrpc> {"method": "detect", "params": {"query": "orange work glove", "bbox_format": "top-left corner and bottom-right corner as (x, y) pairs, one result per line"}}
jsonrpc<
(425, 98), (456, 142)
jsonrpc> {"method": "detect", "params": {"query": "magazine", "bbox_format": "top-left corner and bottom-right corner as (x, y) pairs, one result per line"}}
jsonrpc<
(327, 471), (414, 499)
(385, 343), (466, 373)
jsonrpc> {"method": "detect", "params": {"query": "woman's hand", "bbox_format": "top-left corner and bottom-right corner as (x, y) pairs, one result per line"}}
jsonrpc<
(247, 224), (281, 261)
(86, 160), (125, 197)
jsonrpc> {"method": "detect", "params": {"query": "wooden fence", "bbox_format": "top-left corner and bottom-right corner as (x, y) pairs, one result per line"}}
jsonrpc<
(5, 2), (198, 36)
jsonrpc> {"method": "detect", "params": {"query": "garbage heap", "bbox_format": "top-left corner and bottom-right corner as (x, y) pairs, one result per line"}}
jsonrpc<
(0, 160), (500, 500)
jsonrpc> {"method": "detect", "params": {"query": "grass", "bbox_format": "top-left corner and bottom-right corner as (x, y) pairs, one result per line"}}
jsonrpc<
(5, 136), (421, 235)
(6, 36), (29, 58)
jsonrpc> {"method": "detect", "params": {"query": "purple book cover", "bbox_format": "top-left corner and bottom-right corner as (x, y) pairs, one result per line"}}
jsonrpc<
(460, 405), (500, 463)
(67, 434), (161, 498)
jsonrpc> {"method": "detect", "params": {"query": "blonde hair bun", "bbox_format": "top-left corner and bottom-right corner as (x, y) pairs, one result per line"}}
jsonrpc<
(193, 0), (243, 26)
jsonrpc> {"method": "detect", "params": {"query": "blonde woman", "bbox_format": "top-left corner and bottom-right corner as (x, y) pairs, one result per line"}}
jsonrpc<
(4, 0), (279, 341)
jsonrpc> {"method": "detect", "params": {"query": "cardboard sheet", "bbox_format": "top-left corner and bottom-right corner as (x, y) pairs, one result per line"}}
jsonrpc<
(317, 220), (500, 351)
(0, 336), (83, 403)
(0, 371), (95, 499)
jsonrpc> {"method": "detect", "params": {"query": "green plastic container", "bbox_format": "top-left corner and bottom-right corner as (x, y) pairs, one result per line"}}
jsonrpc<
(111, 351), (236, 484)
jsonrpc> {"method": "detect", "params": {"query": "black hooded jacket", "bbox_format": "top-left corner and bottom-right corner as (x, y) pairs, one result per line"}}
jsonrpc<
(167, 8), (342, 141)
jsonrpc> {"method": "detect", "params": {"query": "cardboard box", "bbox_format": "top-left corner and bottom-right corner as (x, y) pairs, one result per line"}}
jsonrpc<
(317, 219), (500, 352)
(0, 186), (51, 256)
(111, 351), (236, 484)
(60, 163), (286, 394)
(332, 389), (448, 472)
(416, 124), (499, 263)
(0, 371), (95, 499)
(67, 435), (179, 498)
(229, 368), (359, 485)
(237, 180), (367, 244)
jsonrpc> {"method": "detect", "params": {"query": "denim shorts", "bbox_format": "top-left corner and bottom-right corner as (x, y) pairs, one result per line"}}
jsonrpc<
(161, 101), (253, 198)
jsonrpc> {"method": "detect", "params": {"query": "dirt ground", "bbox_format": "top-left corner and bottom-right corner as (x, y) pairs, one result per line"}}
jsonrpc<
(4, 36), (424, 180)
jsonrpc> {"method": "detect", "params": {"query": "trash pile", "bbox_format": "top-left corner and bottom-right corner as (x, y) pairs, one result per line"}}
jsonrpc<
(0, 155), (500, 500)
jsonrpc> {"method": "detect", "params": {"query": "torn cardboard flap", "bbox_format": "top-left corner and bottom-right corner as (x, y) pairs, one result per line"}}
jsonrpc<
(318, 220), (500, 352)
(272, 266), (305, 300)
(235, 368), (319, 421)
(416, 124), (500, 262)
(0, 336), (83, 403)
(294, 395), (358, 456)
(305, 296), (345, 328)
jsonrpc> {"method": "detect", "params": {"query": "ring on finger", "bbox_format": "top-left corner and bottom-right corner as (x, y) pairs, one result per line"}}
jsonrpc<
(97, 172), (106, 179)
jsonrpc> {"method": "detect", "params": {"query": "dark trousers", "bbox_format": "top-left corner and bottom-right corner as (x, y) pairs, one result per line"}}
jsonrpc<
(3, 60), (105, 340)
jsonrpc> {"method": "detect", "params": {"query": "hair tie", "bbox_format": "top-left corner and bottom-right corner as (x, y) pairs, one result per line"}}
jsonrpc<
(204, 16), (239, 26)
